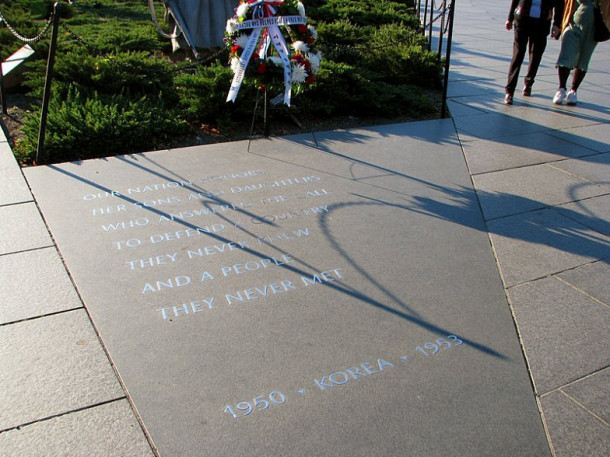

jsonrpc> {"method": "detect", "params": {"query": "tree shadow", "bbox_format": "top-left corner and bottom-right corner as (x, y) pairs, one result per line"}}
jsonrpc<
(43, 146), (508, 360)
(408, 186), (610, 262)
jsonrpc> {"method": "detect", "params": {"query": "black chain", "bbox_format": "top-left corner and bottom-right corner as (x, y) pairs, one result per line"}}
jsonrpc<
(421, 1), (453, 34)
(429, 1), (449, 26)
(443, 2), (453, 34)
(171, 46), (230, 73)
(61, 22), (101, 55)
(0, 9), (55, 44)
(62, 20), (227, 72)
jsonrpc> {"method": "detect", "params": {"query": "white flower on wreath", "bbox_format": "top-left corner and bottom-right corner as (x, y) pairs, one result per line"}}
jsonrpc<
(291, 64), (307, 84)
(226, 18), (239, 35)
(297, 2), (306, 17)
(268, 56), (283, 66)
(307, 25), (318, 40)
(236, 3), (249, 19)
(307, 51), (321, 73)
(292, 40), (309, 53)
(235, 33), (250, 49)
(230, 57), (241, 74)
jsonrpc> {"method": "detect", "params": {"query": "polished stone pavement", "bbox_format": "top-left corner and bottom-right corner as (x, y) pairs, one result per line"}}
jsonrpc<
(0, 1), (608, 456)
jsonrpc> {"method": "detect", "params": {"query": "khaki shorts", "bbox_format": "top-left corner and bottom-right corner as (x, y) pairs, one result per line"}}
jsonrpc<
(556, 23), (598, 71)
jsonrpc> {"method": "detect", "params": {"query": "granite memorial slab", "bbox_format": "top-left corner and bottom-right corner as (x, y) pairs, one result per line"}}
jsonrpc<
(24, 122), (551, 456)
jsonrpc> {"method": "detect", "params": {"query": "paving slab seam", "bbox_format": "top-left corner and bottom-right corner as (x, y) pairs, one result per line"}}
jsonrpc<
(0, 244), (56, 259)
(0, 200), (34, 209)
(505, 266), (606, 292)
(463, 125), (553, 141)
(0, 306), (85, 328)
(546, 162), (610, 190)
(547, 120), (610, 134)
(555, 198), (610, 233)
(480, 195), (610, 223)
(539, 366), (610, 400)
(449, 106), (488, 116)
(536, 396), (559, 457)
(555, 389), (610, 429)
(535, 363), (610, 397)
(501, 285), (544, 390)
(0, 396), (127, 435)
(545, 134), (610, 155)
(553, 274), (610, 310)
(468, 150), (606, 177)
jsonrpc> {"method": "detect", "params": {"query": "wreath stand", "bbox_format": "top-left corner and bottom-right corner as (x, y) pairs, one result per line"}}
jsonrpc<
(247, 88), (319, 152)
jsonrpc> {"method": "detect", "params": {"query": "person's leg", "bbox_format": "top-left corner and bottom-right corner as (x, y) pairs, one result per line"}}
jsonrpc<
(506, 20), (530, 95)
(571, 68), (586, 91)
(569, 38), (597, 91)
(553, 66), (571, 104)
(565, 68), (585, 104)
(554, 25), (580, 104)
(558, 66), (571, 89)
(566, 31), (597, 105)
(523, 20), (549, 92)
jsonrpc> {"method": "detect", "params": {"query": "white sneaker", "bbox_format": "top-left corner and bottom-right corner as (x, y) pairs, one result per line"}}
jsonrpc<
(553, 88), (567, 104)
(566, 89), (577, 105)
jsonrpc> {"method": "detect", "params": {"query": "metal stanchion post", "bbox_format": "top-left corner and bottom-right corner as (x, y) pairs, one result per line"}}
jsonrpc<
(0, 17), (5, 115)
(441, 0), (455, 119)
(423, 0), (429, 31)
(0, 50), (6, 115)
(36, 2), (61, 164)
(263, 89), (269, 137)
(428, 0), (435, 50)
(438, 1), (446, 61)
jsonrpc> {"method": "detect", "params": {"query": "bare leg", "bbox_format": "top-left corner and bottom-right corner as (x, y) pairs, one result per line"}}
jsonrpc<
(558, 66), (571, 89)
(571, 68), (586, 91)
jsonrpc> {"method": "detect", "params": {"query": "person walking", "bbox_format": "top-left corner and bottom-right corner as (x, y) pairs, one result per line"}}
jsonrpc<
(504, 0), (564, 105)
(553, 0), (607, 105)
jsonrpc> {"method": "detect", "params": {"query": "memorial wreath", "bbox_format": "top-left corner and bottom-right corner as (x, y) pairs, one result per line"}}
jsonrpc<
(225, 0), (321, 106)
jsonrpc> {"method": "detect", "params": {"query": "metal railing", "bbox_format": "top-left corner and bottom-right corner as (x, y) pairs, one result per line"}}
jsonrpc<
(416, 0), (456, 118)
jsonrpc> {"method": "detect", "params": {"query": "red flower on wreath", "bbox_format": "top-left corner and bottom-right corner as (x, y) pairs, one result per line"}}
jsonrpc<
(257, 62), (268, 74)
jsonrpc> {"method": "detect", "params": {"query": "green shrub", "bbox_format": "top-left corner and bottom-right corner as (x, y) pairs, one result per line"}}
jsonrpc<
(304, 61), (370, 116)
(309, 0), (418, 28)
(363, 23), (442, 88)
(90, 52), (176, 96)
(14, 86), (189, 164)
(305, 60), (437, 119)
(59, 21), (164, 55)
(174, 62), (260, 133)
(1, 0), (52, 19)
(24, 51), (177, 103)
